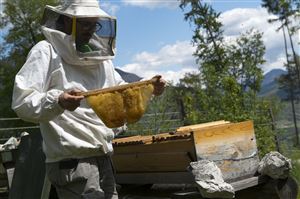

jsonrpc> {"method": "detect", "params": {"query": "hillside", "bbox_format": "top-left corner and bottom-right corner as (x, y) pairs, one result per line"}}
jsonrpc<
(259, 69), (287, 98)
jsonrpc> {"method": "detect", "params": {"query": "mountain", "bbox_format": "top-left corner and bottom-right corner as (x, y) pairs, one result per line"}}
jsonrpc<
(262, 69), (287, 87)
(115, 68), (142, 83)
(115, 67), (288, 98)
(259, 69), (287, 98)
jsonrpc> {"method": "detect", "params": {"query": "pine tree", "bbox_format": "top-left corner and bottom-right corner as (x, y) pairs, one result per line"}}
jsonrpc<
(0, 0), (59, 131)
(262, 0), (300, 145)
(179, 0), (276, 156)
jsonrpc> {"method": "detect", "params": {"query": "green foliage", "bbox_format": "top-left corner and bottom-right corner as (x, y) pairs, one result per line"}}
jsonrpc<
(179, 1), (277, 157)
(262, 0), (300, 93)
(0, 0), (59, 54)
(290, 150), (300, 185)
(279, 144), (300, 198)
(262, 0), (300, 146)
(0, 0), (58, 132)
(262, 0), (299, 22)
(126, 85), (184, 135)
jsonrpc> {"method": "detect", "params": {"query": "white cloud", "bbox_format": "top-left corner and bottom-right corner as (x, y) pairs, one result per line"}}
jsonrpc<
(220, 7), (292, 72)
(221, 8), (283, 50)
(132, 41), (196, 68)
(118, 41), (198, 84)
(263, 54), (286, 74)
(121, 0), (179, 9)
(101, 2), (120, 16)
(119, 7), (297, 85)
(0, 0), (6, 15)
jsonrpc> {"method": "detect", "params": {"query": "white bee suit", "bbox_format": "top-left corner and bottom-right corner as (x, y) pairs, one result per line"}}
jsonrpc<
(12, 1), (122, 198)
(12, 20), (124, 163)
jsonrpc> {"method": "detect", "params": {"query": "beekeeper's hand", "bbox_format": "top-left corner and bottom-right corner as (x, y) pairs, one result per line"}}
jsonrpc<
(58, 89), (84, 111)
(152, 75), (166, 96)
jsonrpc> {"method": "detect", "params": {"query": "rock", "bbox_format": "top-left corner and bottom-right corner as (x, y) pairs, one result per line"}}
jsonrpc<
(258, 151), (292, 179)
(0, 137), (19, 151)
(188, 160), (235, 198)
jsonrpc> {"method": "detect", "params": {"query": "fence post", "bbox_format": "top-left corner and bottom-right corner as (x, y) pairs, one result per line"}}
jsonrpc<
(268, 108), (280, 153)
(177, 98), (186, 124)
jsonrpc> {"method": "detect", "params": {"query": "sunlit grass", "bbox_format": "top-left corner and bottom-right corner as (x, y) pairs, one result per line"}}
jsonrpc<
(283, 148), (300, 199)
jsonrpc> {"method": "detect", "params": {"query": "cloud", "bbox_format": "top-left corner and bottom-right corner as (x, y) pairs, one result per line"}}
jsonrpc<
(118, 41), (198, 83)
(101, 2), (120, 16)
(118, 7), (297, 85)
(263, 54), (286, 73)
(121, 0), (179, 9)
(0, 0), (6, 15)
(220, 7), (295, 74)
(221, 8), (283, 49)
(132, 41), (196, 68)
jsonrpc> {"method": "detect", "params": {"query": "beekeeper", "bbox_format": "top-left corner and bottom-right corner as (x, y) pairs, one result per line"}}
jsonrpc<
(11, 0), (165, 198)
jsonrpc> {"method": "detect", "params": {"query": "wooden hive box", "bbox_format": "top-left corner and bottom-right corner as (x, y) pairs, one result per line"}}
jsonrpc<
(112, 120), (259, 185)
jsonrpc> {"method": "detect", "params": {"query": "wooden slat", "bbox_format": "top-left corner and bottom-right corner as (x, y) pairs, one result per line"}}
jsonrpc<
(78, 76), (160, 97)
(115, 172), (195, 184)
(230, 176), (267, 191)
(9, 132), (47, 199)
(113, 152), (192, 172)
(113, 132), (192, 146)
(176, 120), (230, 132)
(113, 139), (197, 173)
(113, 139), (195, 156)
(192, 120), (259, 181)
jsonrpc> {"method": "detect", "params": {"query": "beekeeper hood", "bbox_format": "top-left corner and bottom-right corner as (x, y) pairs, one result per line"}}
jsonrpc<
(41, 0), (116, 65)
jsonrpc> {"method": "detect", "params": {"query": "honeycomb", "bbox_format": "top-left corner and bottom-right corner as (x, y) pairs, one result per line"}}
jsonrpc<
(86, 84), (154, 128)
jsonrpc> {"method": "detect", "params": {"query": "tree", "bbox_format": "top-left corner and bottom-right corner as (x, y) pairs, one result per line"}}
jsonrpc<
(0, 0), (58, 132)
(277, 56), (300, 145)
(262, 0), (300, 92)
(126, 85), (184, 135)
(179, 0), (276, 156)
(262, 0), (300, 145)
(0, 0), (59, 55)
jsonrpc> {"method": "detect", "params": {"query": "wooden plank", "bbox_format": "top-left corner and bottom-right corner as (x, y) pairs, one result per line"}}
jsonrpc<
(192, 120), (259, 181)
(9, 132), (47, 199)
(193, 121), (257, 159)
(114, 139), (196, 156)
(79, 76), (160, 96)
(113, 135), (144, 145)
(230, 176), (267, 192)
(113, 152), (192, 172)
(215, 157), (260, 182)
(115, 172), (195, 184)
(113, 139), (197, 173)
(113, 131), (192, 146)
(176, 120), (230, 132)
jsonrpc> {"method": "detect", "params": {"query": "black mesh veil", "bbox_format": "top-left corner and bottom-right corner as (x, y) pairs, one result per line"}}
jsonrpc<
(41, 7), (116, 57)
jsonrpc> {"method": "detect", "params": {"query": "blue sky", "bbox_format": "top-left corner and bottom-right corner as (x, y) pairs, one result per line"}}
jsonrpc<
(1, 0), (299, 84)
(99, 0), (299, 84)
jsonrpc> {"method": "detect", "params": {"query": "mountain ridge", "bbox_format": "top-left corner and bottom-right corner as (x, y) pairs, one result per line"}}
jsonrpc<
(259, 68), (287, 98)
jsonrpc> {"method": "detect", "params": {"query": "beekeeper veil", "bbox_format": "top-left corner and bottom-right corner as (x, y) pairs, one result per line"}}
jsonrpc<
(41, 0), (116, 62)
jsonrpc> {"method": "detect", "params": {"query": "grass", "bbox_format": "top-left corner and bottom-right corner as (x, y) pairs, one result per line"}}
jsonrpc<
(291, 152), (300, 199)
(280, 145), (300, 199)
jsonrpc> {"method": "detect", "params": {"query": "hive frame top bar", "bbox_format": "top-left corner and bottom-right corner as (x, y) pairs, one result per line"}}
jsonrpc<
(78, 76), (161, 97)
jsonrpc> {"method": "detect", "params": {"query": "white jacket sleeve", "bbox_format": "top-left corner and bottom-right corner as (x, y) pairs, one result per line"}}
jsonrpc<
(11, 44), (64, 123)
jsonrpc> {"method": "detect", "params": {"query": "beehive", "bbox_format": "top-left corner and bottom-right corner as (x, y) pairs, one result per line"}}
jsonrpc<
(112, 120), (259, 184)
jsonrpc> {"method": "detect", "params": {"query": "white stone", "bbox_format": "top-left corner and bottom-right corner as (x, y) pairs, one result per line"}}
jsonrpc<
(189, 160), (235, 198)
(258, 151), (292, 179)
